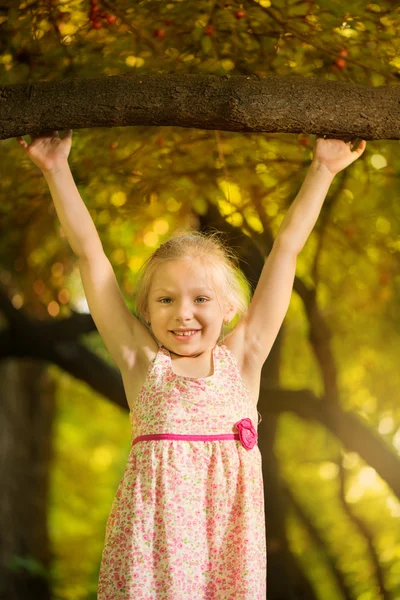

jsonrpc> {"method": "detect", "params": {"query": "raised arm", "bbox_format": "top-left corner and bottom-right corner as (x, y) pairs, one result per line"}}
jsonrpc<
(16, 130), (152, 373)
(242, 137), (367, 367)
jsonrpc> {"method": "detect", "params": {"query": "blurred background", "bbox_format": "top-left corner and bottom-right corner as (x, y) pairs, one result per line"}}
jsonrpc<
(0, 1), (399, 599)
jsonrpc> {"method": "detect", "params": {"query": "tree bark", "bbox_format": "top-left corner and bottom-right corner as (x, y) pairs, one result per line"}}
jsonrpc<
(0, 360), (54, 600)
(1, 73), (399, 141)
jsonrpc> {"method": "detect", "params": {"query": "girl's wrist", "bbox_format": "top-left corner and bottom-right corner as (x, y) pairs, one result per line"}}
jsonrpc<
(310, 159), (336, 178)
(42, 161), (70, 177)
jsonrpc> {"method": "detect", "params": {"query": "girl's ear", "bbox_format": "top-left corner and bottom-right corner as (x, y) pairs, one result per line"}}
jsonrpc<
(224, 305), (236, 323)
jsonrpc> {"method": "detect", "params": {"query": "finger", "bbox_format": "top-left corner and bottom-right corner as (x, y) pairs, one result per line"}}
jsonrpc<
(354, 139), (367, 156)
(348, 140), (366, 161)
(64, 129), (73, 139)
(16, 136), (28, 150)
(343, 139), (354, 148)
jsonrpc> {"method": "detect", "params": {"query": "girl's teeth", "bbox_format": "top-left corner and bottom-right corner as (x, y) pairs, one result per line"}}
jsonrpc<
(174, 330), (197, 336)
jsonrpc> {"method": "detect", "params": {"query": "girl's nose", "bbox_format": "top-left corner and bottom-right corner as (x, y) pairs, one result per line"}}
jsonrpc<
(175, 301), (193, 320)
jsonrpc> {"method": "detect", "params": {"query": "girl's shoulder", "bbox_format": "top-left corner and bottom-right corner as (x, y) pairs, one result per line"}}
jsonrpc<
(222, 319), (247, 371)
(222, 321), (263, 404)
(138, 334), (161, 367)
(121, 334), (160, 411)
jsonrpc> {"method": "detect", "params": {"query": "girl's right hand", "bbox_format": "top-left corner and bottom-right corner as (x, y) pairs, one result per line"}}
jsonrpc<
(16, 130), (73, 173)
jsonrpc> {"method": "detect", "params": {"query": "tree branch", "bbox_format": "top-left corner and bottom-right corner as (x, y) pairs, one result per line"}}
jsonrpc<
(283, 483), (354, 600)
(268, 387), (400, 501)
(1, 74), (398, 140)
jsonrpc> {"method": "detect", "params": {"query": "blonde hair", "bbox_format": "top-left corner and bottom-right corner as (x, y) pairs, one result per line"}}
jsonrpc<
(135, 230), (252, 343)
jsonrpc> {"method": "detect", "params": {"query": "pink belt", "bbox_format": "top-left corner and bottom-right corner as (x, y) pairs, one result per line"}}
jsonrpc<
(132, 433), (240, 447)
(131, 419), (258, 451)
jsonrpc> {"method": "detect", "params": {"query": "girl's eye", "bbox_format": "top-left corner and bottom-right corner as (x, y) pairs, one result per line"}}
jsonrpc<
(159, 297), (208, 304)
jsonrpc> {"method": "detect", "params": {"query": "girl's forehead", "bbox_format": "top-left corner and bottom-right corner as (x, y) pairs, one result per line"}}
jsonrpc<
(151, 259), (218, 290)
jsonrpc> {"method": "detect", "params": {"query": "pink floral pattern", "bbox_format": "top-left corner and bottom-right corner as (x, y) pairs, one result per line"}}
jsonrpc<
(97, 343), (266, 599)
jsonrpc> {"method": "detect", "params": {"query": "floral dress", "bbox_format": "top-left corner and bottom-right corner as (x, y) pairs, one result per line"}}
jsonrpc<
(97, 343), (266, 599)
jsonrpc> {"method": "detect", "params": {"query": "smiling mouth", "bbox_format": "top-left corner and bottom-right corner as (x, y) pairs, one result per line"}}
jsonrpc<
(170, 330), (200, 337)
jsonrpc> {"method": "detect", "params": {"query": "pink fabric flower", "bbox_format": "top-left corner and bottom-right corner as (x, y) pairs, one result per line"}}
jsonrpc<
(235, 418), (258, 450)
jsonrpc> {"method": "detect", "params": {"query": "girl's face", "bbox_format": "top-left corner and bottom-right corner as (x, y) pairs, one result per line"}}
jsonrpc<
(145, 258), (234, 353)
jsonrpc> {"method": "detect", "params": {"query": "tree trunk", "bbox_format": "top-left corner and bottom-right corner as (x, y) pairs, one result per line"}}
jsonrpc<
(0, 360), (55, 600)
(0, 74), (399, 140)
(199, 213), (319, 598)
(260, 331), (319, 600)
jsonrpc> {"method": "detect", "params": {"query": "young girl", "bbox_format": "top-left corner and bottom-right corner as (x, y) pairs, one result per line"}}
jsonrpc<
(17, 131), (366, 599)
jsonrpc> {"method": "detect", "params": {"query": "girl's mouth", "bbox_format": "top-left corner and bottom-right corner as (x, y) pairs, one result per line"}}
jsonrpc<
(170, 330), (200, 341)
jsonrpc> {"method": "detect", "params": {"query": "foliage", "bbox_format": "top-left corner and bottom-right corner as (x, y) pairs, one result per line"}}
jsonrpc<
(0, 0), (400, 598)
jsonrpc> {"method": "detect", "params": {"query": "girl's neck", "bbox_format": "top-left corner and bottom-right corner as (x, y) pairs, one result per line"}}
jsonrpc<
(165, 347), (203, 358)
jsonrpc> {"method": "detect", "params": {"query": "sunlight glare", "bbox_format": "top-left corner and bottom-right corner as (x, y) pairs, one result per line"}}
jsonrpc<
(346, 467), (386, 503)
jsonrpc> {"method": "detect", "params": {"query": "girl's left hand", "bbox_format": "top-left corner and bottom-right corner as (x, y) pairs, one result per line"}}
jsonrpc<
(312, 137), (367, 176)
